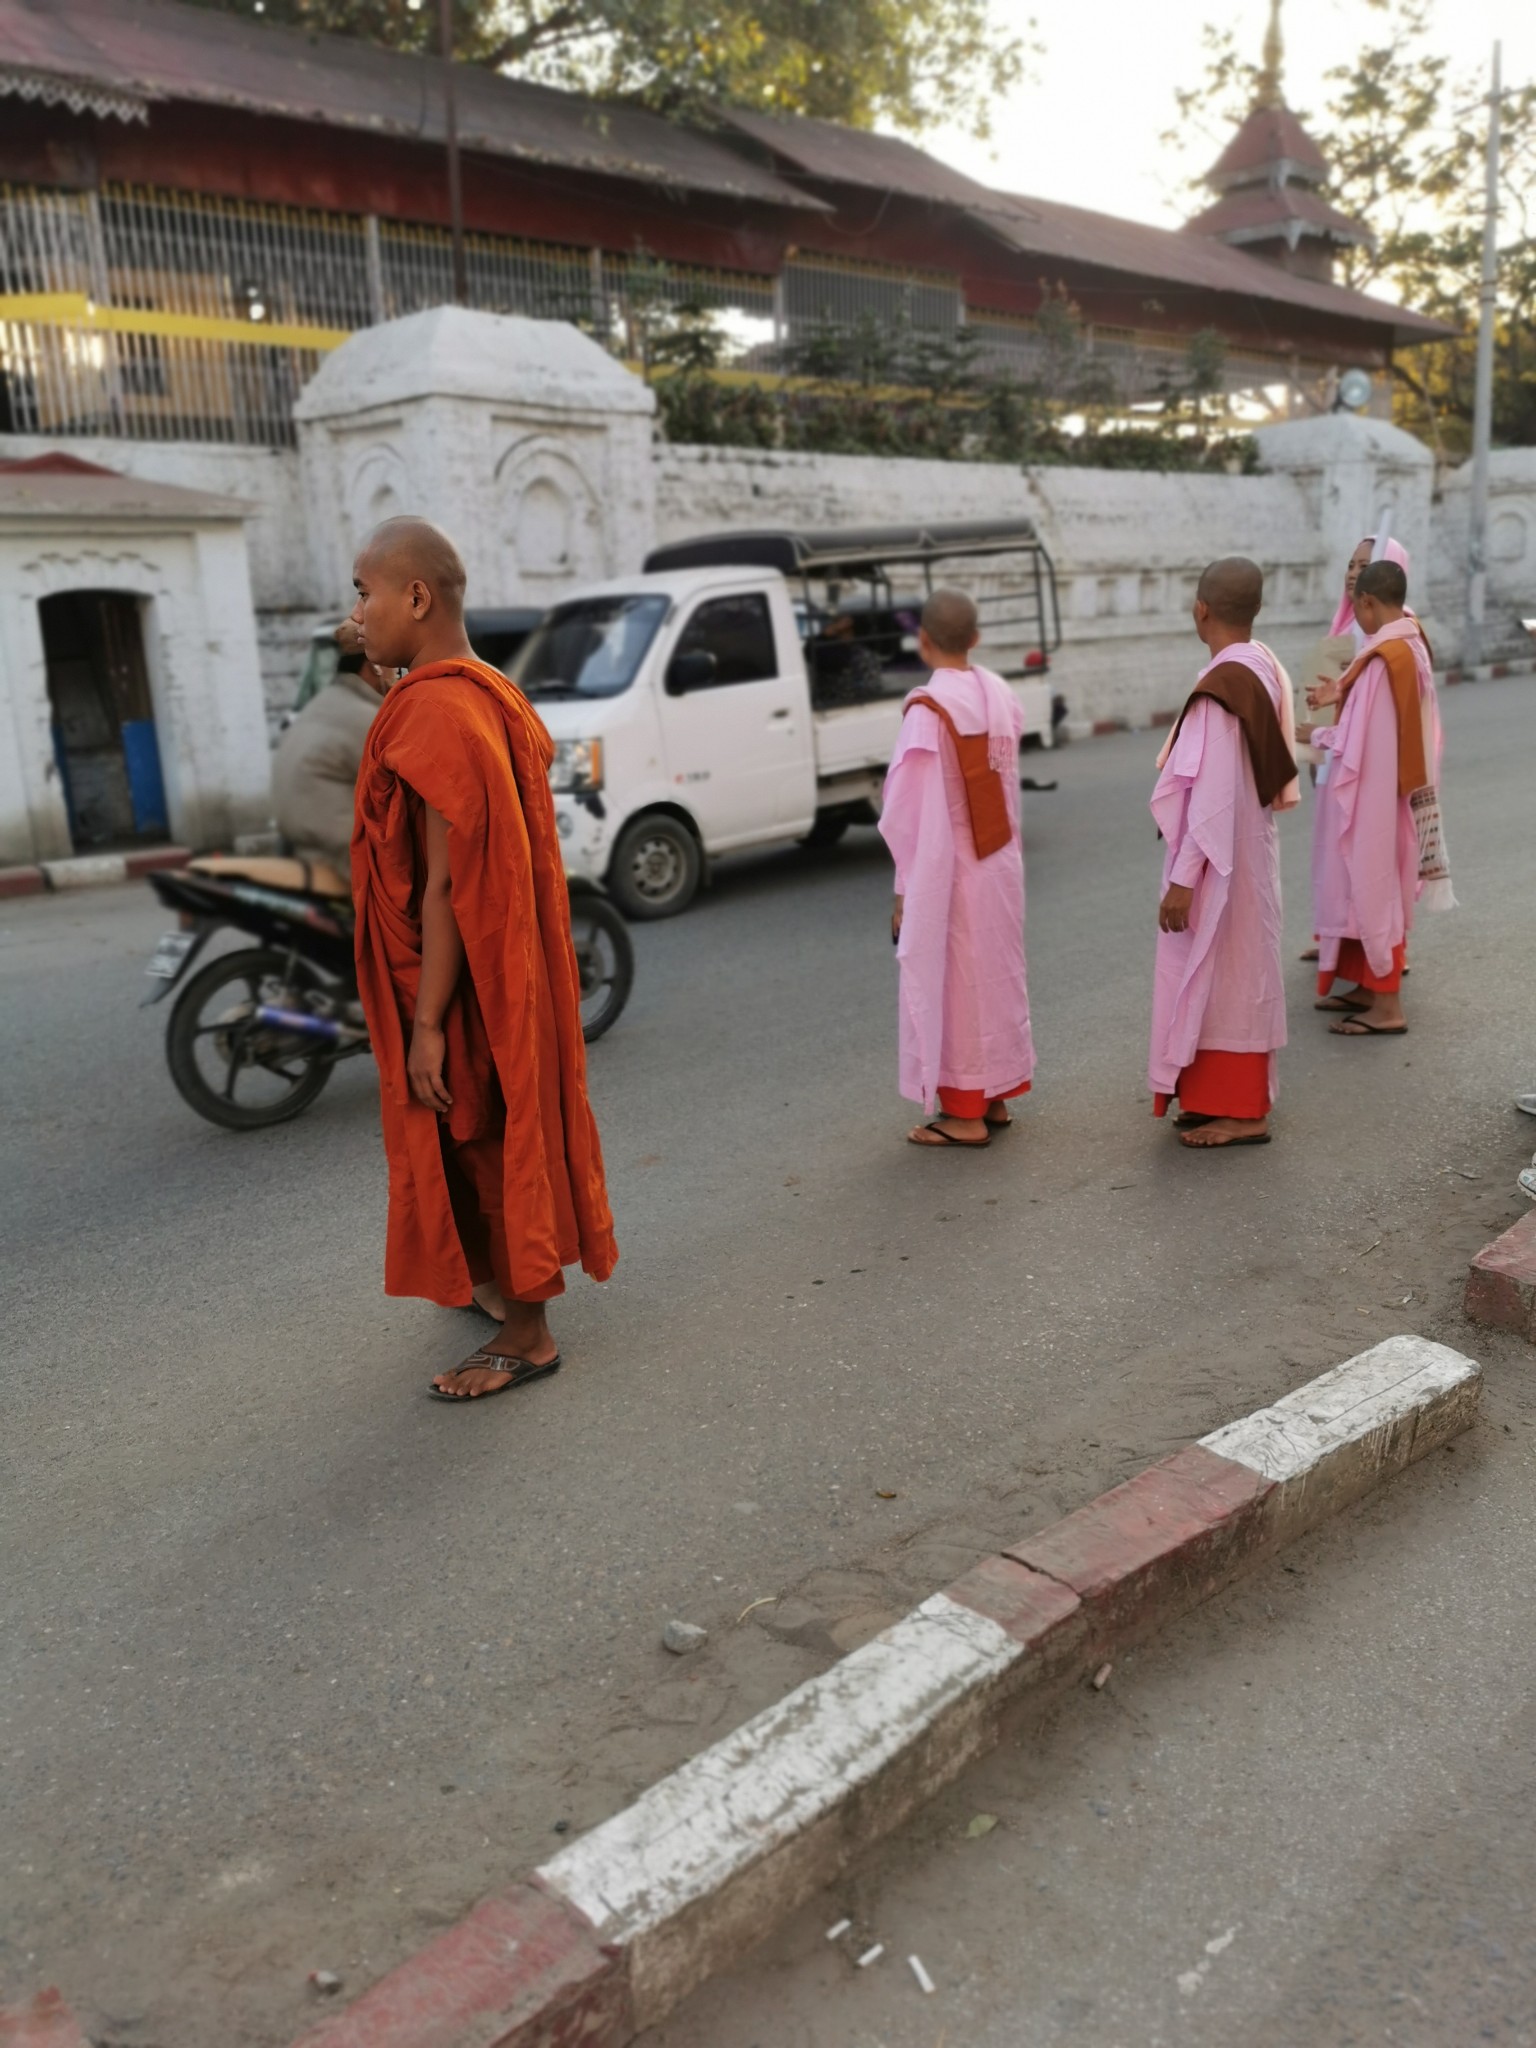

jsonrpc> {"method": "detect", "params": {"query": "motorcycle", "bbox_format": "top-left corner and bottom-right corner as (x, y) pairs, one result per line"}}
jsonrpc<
(142, 855), (634, 1131)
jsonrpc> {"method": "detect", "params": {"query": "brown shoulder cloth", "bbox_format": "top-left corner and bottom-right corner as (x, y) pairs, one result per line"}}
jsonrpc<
(904, 692), (1012, 859)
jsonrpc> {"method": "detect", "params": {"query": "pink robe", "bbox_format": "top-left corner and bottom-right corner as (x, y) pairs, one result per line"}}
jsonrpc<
(1311, 620), (1436, 981)
(1148, 644), (1287, 1098)
(879, 665), (1033, 1111)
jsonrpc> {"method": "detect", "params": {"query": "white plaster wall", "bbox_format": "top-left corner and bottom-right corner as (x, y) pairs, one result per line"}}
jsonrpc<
(0, 433), (314, 612)
(656, 447), (1347, 725)
(1254, 415), (1434, 580)
(0, 519), (273, 862)
(1428, 448), (1536, 664)
(293, 309), (656, 614)
(3, 375), (1464, 743)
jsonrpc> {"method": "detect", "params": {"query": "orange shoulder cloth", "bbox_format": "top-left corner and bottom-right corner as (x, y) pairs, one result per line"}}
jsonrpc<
(1335, 634), (1430, 798)
(352, 658), (617, 1301)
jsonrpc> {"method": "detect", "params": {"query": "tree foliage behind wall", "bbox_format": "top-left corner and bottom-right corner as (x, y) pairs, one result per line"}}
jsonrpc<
(1167, 0), (1536, 451)
(184, 0), (1031, 138)
(647, 293), (1259, 473)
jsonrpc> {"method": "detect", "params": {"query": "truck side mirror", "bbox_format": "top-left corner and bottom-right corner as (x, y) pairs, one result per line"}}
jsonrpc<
(666, 650), (718, 695)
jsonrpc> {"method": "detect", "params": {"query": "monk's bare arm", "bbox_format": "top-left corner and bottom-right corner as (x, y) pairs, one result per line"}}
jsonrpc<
(407, 801), (463, 1114)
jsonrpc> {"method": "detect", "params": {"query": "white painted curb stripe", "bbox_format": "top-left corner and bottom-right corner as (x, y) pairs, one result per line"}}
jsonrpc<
(1201, 1335), (1478, 1482)
(539, 1590), (1018, 1942)
(41, 853), (129, 889)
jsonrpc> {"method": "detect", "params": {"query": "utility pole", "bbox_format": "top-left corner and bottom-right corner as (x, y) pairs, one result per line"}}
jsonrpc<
(438, 0), (467, 304)
(1465, 41), (1501, 671)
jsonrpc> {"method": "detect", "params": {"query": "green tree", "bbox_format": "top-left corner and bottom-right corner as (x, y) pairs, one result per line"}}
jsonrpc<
(187, 0), (1031, 139)
(1166, 0), (1536, 450)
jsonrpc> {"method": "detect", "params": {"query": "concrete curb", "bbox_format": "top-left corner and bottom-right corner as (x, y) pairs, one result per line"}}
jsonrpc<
(274, 1333), (1479, 2048)
(39, 846), (192, 891)
(1444, 654), (1536, 686)
(1465, 1209), (1536, 1340)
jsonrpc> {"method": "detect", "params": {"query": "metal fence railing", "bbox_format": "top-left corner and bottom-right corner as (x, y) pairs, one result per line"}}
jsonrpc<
(968, 310), (1328, 418)
(0, 180), (1348, 448)
(781, 255), (963, 344)
(0, 182), (780, 447)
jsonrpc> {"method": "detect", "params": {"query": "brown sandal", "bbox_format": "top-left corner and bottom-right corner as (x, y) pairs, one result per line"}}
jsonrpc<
(428, 1351), (562, 1401)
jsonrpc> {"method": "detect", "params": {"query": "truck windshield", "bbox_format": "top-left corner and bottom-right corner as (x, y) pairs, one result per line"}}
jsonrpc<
(511, 595), (669, 700)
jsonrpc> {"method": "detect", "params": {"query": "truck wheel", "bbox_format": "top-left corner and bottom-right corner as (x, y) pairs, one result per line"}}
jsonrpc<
(800, 813), (851, 850)
(608, 813), (701, 920)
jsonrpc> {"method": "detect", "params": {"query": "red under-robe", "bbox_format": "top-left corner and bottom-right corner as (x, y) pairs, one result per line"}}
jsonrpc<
(352, 657), (617, 1306)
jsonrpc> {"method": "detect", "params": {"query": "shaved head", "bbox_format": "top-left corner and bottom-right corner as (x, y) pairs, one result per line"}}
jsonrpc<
(351, 515), (473, 674)
(921, 586), (980, 658)
(357, 517), (467, 610)
(1196, 556), (1263, 630)
(1355, 558), (1407, 607)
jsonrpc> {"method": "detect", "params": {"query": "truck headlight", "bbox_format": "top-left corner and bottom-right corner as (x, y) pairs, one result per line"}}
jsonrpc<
(549, 739), (603, 794)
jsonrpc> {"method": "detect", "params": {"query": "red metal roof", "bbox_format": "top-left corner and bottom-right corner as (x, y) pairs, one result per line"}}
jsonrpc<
(1207, 104), (1329, 186)
(0, 0), (1452, 351)
(978, 192), (1452, 345)
(720, 106), (1019, 215)
(1188, 185), (1371, 248)
(0, 0), (827, 212)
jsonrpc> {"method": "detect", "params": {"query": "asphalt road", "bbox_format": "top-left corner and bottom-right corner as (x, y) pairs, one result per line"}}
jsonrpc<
(2, 677), (1533, 2046)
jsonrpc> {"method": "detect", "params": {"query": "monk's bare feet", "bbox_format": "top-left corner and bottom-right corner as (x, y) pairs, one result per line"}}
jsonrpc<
(1179, 1116), (1271, 1148)
(1330, 993), (1406, 1036)
(470, 1281), (508, 1321)
(431, 1301), (559, 1396)
(1315, 986), (1371, 1012)
(908, 1117), (990, 1147)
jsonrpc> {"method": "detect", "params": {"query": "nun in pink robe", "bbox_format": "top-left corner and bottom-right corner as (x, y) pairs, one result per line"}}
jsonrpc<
(1149, 641), (1295, 1133)
(1311, 614), (1449, 1005)
(879, 663), (1034, 1138)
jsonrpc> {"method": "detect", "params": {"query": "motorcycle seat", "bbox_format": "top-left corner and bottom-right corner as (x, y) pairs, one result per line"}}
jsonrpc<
(189, 853), (351, 899)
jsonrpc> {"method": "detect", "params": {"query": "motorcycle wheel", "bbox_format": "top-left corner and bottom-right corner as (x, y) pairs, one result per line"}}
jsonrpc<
(569, 895), (634, 1044)
(166, 946), (337, 1130)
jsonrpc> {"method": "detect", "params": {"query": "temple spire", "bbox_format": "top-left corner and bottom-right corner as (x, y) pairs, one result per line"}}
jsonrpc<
(1256, 0), (1285, 109)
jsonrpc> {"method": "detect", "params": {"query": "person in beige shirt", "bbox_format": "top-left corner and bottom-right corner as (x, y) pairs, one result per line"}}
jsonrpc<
(271, 622), (388, 886)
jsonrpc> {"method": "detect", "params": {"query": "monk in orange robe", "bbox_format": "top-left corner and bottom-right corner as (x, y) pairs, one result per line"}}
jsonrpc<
(349, 518), (617, 1399)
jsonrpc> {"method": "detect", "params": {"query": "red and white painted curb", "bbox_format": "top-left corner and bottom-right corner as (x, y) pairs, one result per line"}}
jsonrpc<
(0, 847), (190, 898)
(250, 1332), (1478, 2048)
(1466, 1209), (1536, 1341)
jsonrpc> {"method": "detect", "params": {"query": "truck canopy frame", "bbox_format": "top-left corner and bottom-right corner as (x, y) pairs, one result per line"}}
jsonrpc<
(644, 520), (1062, 697)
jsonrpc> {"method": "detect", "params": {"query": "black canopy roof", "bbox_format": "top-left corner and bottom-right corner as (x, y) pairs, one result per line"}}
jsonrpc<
(644, 520), (1048, 578)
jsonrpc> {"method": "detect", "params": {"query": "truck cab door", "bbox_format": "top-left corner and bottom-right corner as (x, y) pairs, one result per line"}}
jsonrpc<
(657, 591), (814, 849)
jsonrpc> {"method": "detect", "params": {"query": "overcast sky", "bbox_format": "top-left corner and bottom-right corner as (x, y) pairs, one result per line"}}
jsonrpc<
(920, 0), (1532, 239)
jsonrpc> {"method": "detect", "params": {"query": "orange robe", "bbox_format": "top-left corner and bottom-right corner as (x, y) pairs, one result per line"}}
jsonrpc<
(352, 657), (617, 1306)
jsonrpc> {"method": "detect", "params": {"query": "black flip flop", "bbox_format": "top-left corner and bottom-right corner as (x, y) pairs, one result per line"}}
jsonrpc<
(428, 1351), (562, 1401)
(1314, 995), (1371, 1013)
(909, 1122), (990, 1148)
(1178, 1130), (1272, 1148)
(1173, 1112), (1216, 1130)
(1329, 1018), (1407, 1037)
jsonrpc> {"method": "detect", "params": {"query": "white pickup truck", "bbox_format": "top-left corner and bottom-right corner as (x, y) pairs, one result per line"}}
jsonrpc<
(517, 521), (1061, 918)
